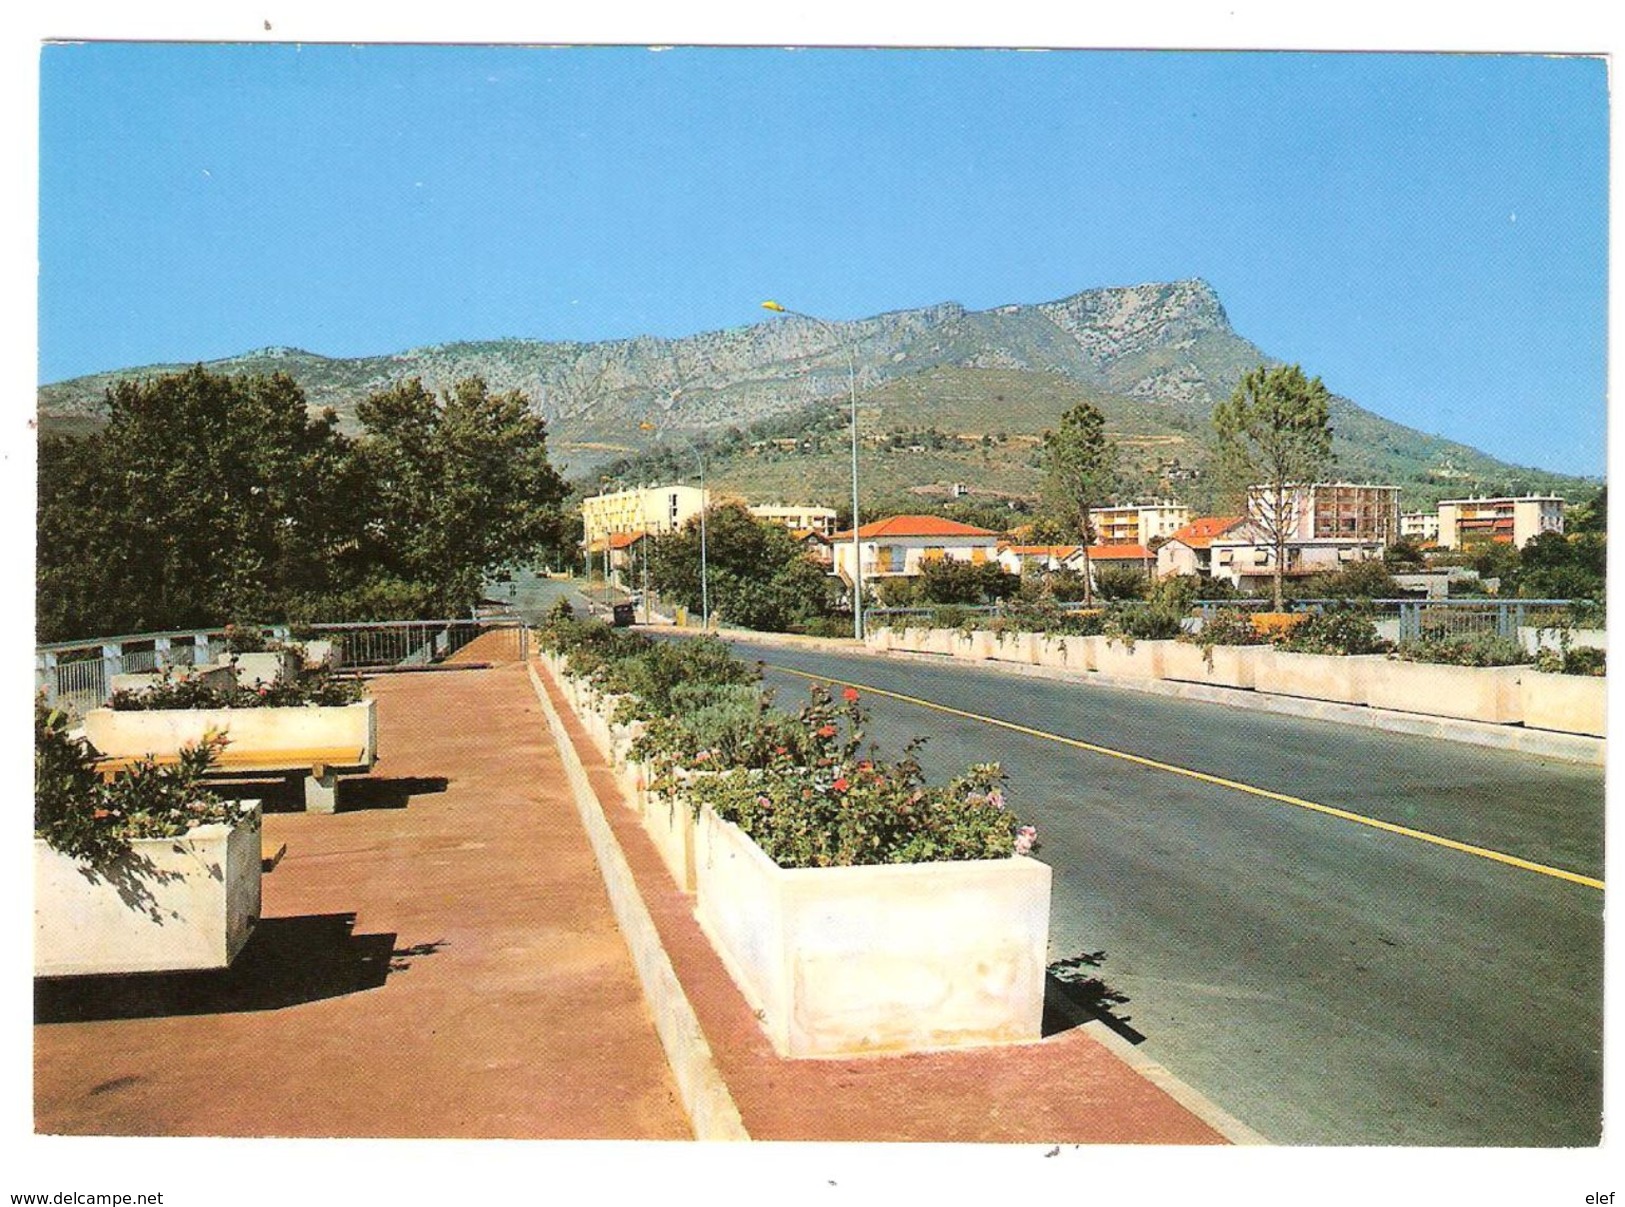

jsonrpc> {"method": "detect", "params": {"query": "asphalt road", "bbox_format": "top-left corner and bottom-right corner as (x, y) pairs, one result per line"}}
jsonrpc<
(723, 637), (1605, 1147)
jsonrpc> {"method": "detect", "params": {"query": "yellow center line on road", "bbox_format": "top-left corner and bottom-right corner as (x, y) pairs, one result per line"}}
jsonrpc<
(766, 663), (1605, 892)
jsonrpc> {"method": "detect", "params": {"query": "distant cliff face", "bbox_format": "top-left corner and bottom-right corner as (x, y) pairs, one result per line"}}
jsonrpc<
(37, 277), (1258, 436)
(35, 278), (1588, 503)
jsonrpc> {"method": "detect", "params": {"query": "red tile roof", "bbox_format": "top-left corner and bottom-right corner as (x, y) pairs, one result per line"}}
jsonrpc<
(607, 531), (646, 550)
(1165, 516), (1246, 550)
(833, 515), (1000, 541)
(1000, 544), (1082, 559)
(1079, 544), (1154, 561)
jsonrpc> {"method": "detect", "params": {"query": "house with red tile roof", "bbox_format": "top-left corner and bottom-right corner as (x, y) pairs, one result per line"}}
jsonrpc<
(1155, 516), (1248, 578)
(995, 543), (1081, 575)
(830, 515), (1003, 589)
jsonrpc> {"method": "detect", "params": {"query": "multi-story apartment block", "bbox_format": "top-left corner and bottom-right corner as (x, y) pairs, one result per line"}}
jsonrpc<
(1245, 482), (1401, 545)
(1196, 483), (1401, 590)
(1399, 512), (1441, 544)
(580, 484), (710, 554)
(1436, 495), (1565, 549)
(1088, 501), (1192, 546)
(747, 503), (839, 538)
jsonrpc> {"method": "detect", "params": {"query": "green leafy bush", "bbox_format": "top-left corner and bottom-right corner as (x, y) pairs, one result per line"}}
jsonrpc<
(108, 667), (366, 710)
(1394, 632), (1530, 667)
(1184, 608), (1270, 648)
(34, 698), (251, 864)
(1533, 645), (1606, 676)
(1104, 602), (1184, 643)
(1092, 564), (1149, 601)
(1276, 610), (1391, 656)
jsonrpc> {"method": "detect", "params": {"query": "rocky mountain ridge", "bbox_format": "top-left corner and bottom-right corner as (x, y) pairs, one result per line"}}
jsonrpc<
(37, 278), (1591, 505)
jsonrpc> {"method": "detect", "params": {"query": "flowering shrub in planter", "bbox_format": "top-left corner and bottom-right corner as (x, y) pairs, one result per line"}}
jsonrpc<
(694, 802), (1051, 1057)
(34, 700), (262, 975)
(539, 619), (1051, 1054)
(109, 666), (365, 710)
(1274, 610), (1391, 657)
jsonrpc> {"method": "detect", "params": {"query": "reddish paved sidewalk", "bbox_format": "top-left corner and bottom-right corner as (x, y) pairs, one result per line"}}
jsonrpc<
(34, 661), (689, 1139)
(35, 650), (1231, 1143)
(535, 665), (1231, 1144)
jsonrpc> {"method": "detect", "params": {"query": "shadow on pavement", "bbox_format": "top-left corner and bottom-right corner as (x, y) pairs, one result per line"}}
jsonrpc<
(34, 913), (416, 1023)
(1043, 952), (1145, 1045)
(336, 776), (450, 813)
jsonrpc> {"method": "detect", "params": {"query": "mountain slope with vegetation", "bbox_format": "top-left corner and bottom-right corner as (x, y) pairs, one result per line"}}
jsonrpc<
(39, 279), (1595, 512)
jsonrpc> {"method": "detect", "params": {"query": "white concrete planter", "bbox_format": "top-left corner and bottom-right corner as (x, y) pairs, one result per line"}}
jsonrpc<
(1253, 651), (1384, 706)
(83, 700), (377, 812)
(109, 662), (235, 696)
(1161, 642), (1268, 691)
(218, 649), (302, 688)
(694, 804), (1052, 1059)
(990, 631), (1040, 665)
(35, 805), (263, 977)
(1520, 671), (1606, 737)
(952, 631), (997, 661)
(1364, 658), (1527, 724)
(1043, 634), (1096, 672)
(643, 790), (699, 893)
(1090, 637), (1175, 680)
(924, 629), (959, 657)
(297, 639), (339, 670)
(85, 699), (376, 767)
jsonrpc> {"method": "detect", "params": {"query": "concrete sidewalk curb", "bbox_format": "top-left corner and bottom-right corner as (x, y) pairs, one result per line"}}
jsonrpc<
(1084, 1026), (1270, 1145)
(677, 627), (1602, 766)
(527, 661), (750, 1142)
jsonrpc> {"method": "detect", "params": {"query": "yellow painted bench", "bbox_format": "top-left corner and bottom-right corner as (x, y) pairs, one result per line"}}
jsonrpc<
(95, 745), (369, 813)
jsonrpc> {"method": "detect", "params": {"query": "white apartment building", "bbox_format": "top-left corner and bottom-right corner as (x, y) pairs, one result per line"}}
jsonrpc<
(1088, 501), (1192, 546)
(747, 503), (839, 538)
(580, 483), (709, 553)
(1203, 483), (1401, 590)
(1245, 482), (1401, 545)
(1400, 512), (1441, 544)
(1436, 495), (1565, 550)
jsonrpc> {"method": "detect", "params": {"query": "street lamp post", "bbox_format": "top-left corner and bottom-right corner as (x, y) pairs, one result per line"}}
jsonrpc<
(761, 300), (864, 640)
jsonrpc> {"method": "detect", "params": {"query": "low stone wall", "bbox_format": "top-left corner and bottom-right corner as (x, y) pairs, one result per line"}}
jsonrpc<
(866, 625), (1606, 739)
(1364, 659), (1526, 725)
(1520, 671), (1606, 737)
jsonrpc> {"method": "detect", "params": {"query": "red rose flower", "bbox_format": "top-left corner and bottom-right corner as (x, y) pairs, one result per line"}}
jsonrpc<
(842, 687), (860, 703)
(832, 777), (850, 792)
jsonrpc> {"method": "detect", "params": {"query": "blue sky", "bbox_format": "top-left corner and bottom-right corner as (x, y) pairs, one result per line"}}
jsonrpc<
(38, 43), (1608, 475)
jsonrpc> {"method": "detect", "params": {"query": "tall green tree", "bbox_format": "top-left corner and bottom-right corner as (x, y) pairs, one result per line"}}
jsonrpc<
(1212, 364), (1336, 610)
(36, 367), (349, 639)
(648, 503), (835, 632)
(1042, 402), (1117, 604)
(353, 375), (569, 614)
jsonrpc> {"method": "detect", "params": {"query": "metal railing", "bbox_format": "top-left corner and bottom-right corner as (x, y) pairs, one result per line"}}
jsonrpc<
(1194, 598), (1592, 642)
(36, 617), (531, 715)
